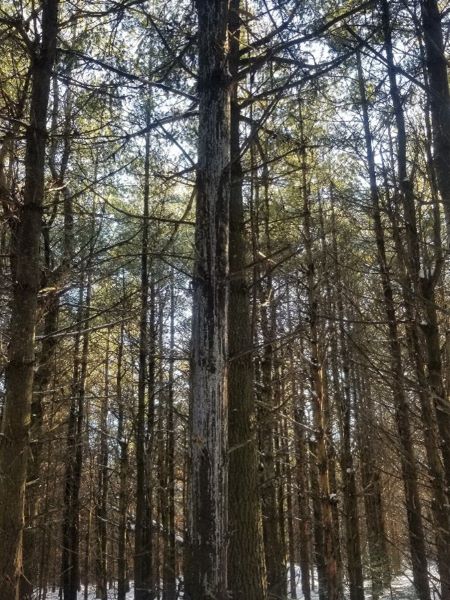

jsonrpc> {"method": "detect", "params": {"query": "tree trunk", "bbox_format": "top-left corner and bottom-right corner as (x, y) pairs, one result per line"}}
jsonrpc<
(184, 1), (231, 598)
(284, 415), (297, 600)
(420, 0), (450, 241)
(382, 0), (450, 502)
(293, 378), (312, 600)
(354, 371), (390, 599)
(288, 290), (311, 600)
(135, 115), (153, 600)
(380, 8), (450, 593)
(62, 265), (92, 600)
(358, 52), (431, 600)
(227, 4), (268, 597)
(117, 320), (129, 600)
(308, 435), (326, 600)
(22, 290), (60, 600)
(299, 113), (340, 600)
(387, 182), (450, 599)
(421, 278), (450, 498)
(257, 163), (286, 600)
(0, 3), (59, 598)
(22, 70), (75, 598)
(330, 212), (364, 600)
(162, 274), (176, 600)
(95, 331), (110, 600)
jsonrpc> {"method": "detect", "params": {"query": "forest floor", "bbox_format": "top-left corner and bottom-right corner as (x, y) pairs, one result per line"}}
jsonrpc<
(41, 566), (440, 600)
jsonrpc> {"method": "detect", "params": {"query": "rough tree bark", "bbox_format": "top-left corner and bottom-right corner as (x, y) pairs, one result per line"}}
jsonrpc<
(0, 3), (59, 599)
(184, 1), (231, 598)
(21, 71), (75, 598)
(227, 1), (267, 597)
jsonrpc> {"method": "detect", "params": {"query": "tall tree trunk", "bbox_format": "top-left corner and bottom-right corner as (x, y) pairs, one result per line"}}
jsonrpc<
(135, 116), (153, 600)
(227, 3), (268, 597)
(117, 320), (129, 600)
(299, 113), (340, 600)
(354, 371), (390, 600)
(62, 264), (92, 600)
(185, 1), (231, 598)
(22, 70), (75, 598)
(0, 3), (59, 598)
(257, 162), (287, 600)
(387, 182), (450, 599)
(317, 205), (344, 599)
(292, 367), (312, 600)
(288, 286), (311, 600)
(358, 52), (431, 600)
(259, 307), (286, 600)
(148, 282), (157, 595)
(330, 211), (364, 600)
(284, 415), (297, 600)
(381, 7), (450, 593)
(22, 290), (60, 600)
(382, 0), (450, 501)
(36, 393), (58, 600)
(83, 499), (93, 600)
(95, 331), (110, 600)
(308, 435), (326, 600)
(420, 0), (450, 241)
(156, 292), (166, 600)
(162, 273), (176, 600)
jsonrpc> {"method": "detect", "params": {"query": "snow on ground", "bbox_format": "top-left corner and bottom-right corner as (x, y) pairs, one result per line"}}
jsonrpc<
(379, 568), (440, 600)
(40, 566), (440, 600)
(287, 563), (441, 600)
(39, 583), (135, 600)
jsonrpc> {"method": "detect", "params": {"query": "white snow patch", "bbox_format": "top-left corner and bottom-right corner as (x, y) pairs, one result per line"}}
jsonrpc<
(287, 563), (440, 600)
(39, 565), (440, 600)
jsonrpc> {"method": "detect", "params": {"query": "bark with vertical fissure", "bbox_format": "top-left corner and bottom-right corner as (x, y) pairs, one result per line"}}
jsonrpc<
(227, 1), (267, 598)
(185, 1), (231, 598)
(0, 3), (59, 598)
